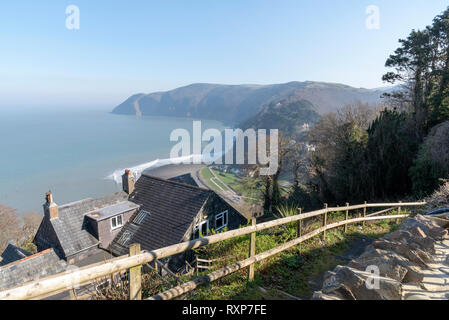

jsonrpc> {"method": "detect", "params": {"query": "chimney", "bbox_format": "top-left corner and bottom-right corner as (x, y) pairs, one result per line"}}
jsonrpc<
(43, 191), (59, 220)
(122, 170), (135, 194)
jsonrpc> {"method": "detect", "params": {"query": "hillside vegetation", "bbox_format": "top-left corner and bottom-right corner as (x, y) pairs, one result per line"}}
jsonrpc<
(240, 99), (320, 138)
(186, 212), (402, 300)
(251, 7), (449, 214)
(112, 81), (385, 122)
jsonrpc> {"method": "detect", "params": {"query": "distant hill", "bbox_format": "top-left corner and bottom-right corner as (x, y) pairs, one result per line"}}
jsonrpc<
(240, 99), (320, 138)
(112, 81), (388, 123)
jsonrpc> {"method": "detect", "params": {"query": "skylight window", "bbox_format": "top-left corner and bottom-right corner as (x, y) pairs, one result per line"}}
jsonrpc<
(117, 230), (133, 246)
(133, 210), (150, 225)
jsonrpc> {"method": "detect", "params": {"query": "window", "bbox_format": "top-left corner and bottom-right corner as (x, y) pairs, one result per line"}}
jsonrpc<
(111, 214), (123, 230)
(193, 220), (209, 239)
(117, 230), (133, 246)
(134, 210), (150, 225)
(215, 210), (228, 231)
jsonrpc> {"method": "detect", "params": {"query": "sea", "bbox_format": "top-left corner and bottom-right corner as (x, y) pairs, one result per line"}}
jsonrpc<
(0, 106), (227, 213)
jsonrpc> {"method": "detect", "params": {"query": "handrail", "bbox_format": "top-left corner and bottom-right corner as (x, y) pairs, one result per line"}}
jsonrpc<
(0, 201), (425, 300)
(149, 214), (409, 300)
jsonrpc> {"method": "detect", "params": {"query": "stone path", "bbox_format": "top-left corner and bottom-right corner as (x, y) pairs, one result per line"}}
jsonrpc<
(402, 238), (449, 300)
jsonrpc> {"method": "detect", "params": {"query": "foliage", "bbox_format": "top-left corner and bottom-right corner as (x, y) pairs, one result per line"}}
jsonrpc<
(185, 210), (400, 300)
(424, 180), (449, 209)
(0, 205), (42, 254)
(92, 269), (172, 300)
(410, 121), (449, 196)
(274, 204), (299, 219)
(304, 12), (449, 204)
(364, 109), (420, 199)
(241, 99), (321, 139)
(383, 7), (449, 134)
(306, 102), (377, 204)
(0, 205), (20, 253)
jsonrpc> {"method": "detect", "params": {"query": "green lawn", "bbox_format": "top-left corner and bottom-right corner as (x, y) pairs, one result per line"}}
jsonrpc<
(211, 169), (263, 202)
(200, 167), (228, 192)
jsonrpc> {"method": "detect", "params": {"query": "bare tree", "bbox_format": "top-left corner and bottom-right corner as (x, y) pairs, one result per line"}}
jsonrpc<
(306, 102), (380, 202)
(0, 205), (20, 253)
(20, 212), (42, 252)
(252, 132), (293, 213)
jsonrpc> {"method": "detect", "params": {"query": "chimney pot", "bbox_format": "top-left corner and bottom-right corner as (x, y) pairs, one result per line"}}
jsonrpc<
(43, 191), (59, 220)
(122, 170), (135, 194)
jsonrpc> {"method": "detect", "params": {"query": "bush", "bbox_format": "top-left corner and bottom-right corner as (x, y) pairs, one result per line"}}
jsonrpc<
(410, 121), (449, 196)
(364, 110), (420, 199)
(424, 180), (449, 210)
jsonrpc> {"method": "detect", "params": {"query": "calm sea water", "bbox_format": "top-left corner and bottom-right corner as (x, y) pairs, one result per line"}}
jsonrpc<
(0, 107), (226, 213)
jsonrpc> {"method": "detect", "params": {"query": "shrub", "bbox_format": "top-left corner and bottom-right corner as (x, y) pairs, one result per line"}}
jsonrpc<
(410, 121), (449, 196)
(424, 180), (449, 210)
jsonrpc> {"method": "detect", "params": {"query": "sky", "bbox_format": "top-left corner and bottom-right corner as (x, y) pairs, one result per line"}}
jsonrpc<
(0, 0), (448, 109)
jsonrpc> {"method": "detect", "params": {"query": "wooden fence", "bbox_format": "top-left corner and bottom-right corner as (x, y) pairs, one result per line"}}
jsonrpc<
(0, 201), (425, 300)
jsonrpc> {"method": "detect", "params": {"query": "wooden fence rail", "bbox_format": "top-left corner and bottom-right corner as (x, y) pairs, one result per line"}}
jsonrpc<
(148, 214), (409, 300)
(0, 201), (425, 300)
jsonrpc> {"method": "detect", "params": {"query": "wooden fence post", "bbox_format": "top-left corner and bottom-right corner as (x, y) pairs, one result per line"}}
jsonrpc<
(396, 201), (402, 224)
(297, 208), (303, 252)
(129, 243), (142, 300)
(322, 203), (328, 241)
(344, 203), (349, 233)
(248, 216), (257, 281)
(196, 258), (199, 276)
(69, 288), (77, 300)
(363, 201), (367, 226)
(296, 208), (302, 237)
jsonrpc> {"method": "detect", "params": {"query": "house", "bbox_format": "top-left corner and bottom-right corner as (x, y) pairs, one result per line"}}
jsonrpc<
(109, 174), (247, 271)
(0, 248), (68, 291)
(34, 187), (137, 264)
(0, 244), (32, 267)
(33, 170), (247, 269)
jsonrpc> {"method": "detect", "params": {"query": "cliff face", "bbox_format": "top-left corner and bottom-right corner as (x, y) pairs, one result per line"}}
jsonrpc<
(112, 81), (388, 123)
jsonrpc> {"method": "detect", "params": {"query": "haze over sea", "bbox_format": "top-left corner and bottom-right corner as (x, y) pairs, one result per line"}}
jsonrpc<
(0, 107), (226, 213)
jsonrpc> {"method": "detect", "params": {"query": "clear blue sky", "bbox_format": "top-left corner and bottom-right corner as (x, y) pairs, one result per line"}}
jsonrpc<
(0, 0), (447, 108)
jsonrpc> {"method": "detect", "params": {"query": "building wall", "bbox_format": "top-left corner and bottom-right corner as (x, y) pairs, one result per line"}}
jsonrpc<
(66, 245), (102, 265)
(96, 209), (138, 250)
(34, 217), (65, 260)
(201, 194), (248, 233)
(165, 194), (248, 272)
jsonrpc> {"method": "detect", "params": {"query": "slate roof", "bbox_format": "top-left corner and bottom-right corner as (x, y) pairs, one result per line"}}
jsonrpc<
(109, 175), (213, 256)
(0, 248), (68, 291)
(168, 173), (199, 187)
(85, 201), (140, 221)
(0, 244), (32, 267)
(50, 191), (129, 257)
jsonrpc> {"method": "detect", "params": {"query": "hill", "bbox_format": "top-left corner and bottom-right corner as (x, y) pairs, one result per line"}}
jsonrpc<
(240, 99), (321, 138)
(112, 81), (387, 123)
